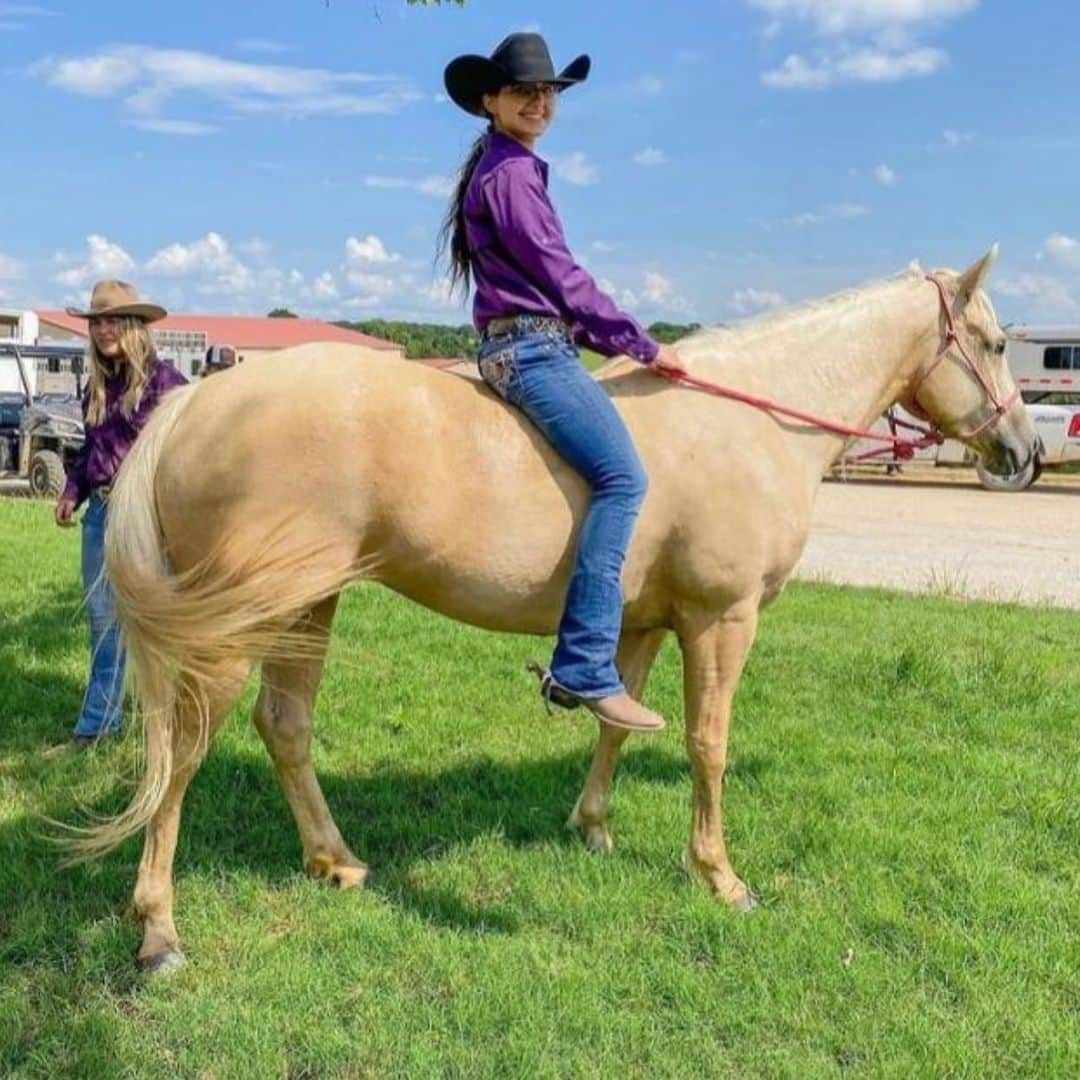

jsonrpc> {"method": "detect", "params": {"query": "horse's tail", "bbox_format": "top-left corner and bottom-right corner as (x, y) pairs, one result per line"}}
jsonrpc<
(65, 384), (364, 861)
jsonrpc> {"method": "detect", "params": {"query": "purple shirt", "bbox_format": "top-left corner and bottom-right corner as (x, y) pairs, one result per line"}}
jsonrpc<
(63, 357), (188, 507)
(464, 132), (660, 363)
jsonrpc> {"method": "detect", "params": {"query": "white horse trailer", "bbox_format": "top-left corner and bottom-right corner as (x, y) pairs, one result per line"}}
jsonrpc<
(843, 325), (1080, 489)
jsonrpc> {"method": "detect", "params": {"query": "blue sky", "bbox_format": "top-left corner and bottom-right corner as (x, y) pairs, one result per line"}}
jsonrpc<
(3, 0), (1080, 327)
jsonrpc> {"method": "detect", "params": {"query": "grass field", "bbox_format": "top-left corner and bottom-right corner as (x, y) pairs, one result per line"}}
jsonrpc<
(0, 498), (1076, 1078)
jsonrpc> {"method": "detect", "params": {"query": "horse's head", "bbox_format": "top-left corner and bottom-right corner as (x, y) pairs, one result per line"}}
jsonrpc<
(901, 246), (1039, 486)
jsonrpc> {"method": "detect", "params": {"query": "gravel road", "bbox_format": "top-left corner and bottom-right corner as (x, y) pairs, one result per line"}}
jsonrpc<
(796, 470), (1080, 609)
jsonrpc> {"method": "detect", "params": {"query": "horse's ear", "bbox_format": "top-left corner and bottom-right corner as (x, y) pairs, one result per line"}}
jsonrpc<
(955, 243), (999, 307)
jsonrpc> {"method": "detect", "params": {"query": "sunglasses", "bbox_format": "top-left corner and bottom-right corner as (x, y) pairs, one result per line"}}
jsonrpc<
(505, 83), (559, 101)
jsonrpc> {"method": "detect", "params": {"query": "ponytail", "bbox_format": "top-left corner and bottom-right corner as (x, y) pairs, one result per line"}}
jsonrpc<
(438, 123), (493, 296)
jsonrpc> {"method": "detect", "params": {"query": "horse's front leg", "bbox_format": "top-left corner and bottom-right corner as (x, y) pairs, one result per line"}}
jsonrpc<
(676, 604), (759, 910)
(568, 628), (667, 852)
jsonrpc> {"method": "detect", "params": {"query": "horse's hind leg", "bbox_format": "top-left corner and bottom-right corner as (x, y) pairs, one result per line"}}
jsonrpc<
(568, 628), (667, 852)
(253, 596), (369, 890)
(134, 661), (250, 973)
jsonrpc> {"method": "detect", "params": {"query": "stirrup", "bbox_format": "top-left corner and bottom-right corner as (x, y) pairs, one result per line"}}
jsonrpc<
(525, 661), (583, 715)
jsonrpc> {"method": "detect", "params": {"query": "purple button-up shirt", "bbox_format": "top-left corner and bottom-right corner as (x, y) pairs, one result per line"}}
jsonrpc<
(464, 132), (660, 364)
(62, 357), (188, 508)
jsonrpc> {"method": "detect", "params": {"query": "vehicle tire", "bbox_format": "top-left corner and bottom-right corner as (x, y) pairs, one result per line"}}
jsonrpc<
(28, 449), (66, 498)
(975, 457), (1039, 492)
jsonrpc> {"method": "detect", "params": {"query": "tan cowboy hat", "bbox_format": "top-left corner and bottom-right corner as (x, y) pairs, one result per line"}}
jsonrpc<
(65, 279), (167, 323)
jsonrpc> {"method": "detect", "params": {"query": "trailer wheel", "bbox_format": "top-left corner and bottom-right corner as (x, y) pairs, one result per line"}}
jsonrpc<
(29, 449), (65, 498)
(975, 457), (1039, 492)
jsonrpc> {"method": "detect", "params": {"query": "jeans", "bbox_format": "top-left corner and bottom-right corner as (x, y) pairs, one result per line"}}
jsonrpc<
(73, 492), (125, 737)
(477, 327), (648, 698)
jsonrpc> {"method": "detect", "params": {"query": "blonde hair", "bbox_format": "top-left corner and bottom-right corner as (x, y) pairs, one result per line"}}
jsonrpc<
(84, 317), (156, 427)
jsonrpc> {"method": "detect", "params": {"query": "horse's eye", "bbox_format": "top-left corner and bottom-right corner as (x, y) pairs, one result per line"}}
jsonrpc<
(994, 340), (1007, 355)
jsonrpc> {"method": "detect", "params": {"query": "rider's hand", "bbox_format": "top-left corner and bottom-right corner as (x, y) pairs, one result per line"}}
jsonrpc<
(651, 344), (685, 375)
(55, 496), (77, 527)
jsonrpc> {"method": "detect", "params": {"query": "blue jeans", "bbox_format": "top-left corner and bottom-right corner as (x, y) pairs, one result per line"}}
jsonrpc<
(477, 327), (648, 698)
(74, 492), (125, 737)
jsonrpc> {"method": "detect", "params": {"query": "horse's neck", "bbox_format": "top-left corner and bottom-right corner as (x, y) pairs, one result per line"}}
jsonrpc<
(685, 275), (936, 473)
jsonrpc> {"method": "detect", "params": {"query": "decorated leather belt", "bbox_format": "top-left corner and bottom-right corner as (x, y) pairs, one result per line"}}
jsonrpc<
(482, 315), (570, 340)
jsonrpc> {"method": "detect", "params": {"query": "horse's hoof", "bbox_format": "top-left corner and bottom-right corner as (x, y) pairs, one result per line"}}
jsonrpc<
(137, 949), (186, 976)
(330, 865), (370, 890)
(683, 851), (754, 909)
(734, 890), (758, 914)
(581, 825), (613, 854)
(567, 809), (613, 854)
(307, 854), (370, 890)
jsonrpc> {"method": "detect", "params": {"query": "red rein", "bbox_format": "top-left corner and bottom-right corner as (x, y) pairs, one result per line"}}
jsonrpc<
(650, 274), (1017, 461)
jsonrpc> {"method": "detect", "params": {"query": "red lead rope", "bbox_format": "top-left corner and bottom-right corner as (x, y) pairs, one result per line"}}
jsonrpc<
(649, 352), (944, 462)
(646, 273), (1015, 461)
(651, 365), (944, 459)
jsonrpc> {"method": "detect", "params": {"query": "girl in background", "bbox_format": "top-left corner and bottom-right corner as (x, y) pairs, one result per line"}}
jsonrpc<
(54, 280), (187, 749)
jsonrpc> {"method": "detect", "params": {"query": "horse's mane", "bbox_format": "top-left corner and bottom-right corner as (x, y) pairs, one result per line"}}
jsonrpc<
(684, 264), (927, 350)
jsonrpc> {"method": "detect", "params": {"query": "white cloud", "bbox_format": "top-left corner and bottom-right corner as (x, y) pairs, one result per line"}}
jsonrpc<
(342, 272), (398, 308)
(1041, 233), (1080, 269)
(30, 44), (421, 135)
(311, 272), (338, 300)
(145, 231), (253, 295)
(747, 0), (978, 36)
(418, 277), (458, 309)
(551, 151), (597, 186)
(235, 38), (288, 54)
(0, 253), (24, 279)
(54, 234), (136, 288)
(591, 241), (616, 253)
(643, 272), (676, 305)
(239, 237), (272, 258)
(763, 44), (945, 88)
(995, 273), (1077, 313)
(636, 75), (664, 96)
(942, 128), (973, 146)
(364, 174), (454, 198)
(633, 147), (667, 167)
(134, 117), (218, 136)
(0, 4), (56, 30)
(345, 234), (401, 265)
(732, 287), (786, 314)
(873, 162), (897, 186)
(596, 270), (688, 314)
(754, 1), (974, 90)
(789, 202), (868, 226)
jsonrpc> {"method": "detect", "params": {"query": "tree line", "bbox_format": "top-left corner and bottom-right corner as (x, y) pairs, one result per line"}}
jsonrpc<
(329, 318), (703, 359)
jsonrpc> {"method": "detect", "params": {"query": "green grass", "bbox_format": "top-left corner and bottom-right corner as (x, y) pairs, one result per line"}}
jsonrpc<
(1, 499), (1077, 1078)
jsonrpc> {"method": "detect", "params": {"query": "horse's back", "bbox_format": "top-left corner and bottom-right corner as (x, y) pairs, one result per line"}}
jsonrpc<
(155, 345), (811, 626)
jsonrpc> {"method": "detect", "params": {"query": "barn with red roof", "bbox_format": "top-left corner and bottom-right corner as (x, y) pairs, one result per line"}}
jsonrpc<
(35, 310), (404, 381)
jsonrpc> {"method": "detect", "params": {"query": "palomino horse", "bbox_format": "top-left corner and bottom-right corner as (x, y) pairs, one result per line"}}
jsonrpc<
(87, 248), (1035, 972)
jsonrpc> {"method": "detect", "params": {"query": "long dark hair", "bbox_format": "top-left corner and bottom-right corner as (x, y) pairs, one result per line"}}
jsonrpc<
(438, 122), (493, 296)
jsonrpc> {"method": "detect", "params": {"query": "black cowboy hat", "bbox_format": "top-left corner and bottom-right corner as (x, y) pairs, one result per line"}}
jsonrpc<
(444, 32), (590, 117)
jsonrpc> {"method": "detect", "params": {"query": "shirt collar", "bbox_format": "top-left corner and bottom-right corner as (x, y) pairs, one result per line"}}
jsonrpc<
(486, 130), (548, 184)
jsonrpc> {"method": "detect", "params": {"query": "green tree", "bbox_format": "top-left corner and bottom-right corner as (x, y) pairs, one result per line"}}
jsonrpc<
(335, 319), (478, 359)
(647, 321), (702, 343)
(268, 308), (299, 318)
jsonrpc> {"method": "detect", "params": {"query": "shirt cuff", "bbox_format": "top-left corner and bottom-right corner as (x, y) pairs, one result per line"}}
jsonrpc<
(631, 336), (660, 364)
(62, 476), (86, 508)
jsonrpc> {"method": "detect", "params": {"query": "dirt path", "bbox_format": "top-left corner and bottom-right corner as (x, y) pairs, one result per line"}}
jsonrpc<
(796, 470), (1080, 609)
